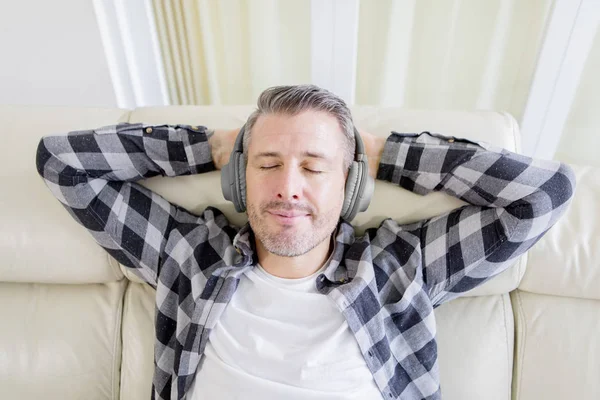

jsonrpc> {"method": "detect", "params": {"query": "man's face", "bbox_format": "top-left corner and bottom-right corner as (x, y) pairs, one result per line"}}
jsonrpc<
(245, 110), (347, 257)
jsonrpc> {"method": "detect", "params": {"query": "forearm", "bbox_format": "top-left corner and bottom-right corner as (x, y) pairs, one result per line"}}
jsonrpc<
(36, 123), (216, 185)
(376, 131), (576, 238)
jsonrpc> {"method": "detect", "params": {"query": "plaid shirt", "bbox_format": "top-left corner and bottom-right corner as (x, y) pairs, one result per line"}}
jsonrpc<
(36, 122), (575, 400)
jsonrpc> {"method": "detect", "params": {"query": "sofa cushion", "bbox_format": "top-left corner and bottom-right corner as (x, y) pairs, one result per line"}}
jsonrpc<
(120, 282), (156, 400)
(436, 294), (514, 400)
(0, 279), (127, 399)
(511, 290), (600, 400)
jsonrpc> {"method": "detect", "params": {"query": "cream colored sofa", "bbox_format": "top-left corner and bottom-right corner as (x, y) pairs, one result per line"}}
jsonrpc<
(1, 104), (598, 400)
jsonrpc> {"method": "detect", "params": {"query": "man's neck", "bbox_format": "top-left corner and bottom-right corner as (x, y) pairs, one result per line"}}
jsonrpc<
(255, 234), (334, 279)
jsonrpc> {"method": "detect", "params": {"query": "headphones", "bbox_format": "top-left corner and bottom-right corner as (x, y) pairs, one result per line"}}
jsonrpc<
(220, 123), (374, 222)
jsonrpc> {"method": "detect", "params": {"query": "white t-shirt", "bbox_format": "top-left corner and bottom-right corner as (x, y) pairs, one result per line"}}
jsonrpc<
(189, 261), (383, 399)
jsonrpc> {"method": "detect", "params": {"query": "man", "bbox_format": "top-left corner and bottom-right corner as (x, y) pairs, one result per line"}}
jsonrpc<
(36, 85), (575, 400)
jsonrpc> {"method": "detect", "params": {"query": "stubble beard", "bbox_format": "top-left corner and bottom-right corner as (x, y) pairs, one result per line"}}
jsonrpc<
(246, 201), (341, 257)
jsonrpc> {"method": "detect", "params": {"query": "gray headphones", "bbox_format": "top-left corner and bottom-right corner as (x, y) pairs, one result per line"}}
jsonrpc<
(220, 123), (374, 222)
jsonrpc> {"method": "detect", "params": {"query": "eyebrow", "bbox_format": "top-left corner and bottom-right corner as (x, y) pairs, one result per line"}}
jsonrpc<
(254, 151), (332, 161)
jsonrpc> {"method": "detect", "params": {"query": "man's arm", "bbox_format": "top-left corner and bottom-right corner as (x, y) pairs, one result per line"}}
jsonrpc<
(363, 130), (576, 307)
(35, 122), (235, 288)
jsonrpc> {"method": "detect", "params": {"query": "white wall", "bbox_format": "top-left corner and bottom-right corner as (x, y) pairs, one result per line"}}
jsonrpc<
(0, 1), (117, 108)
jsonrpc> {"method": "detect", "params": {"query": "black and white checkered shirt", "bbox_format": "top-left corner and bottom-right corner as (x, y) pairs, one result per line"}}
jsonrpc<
(36, 123), (575, 399)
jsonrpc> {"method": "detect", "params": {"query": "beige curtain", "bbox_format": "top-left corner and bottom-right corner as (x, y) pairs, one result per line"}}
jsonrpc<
(355, 0), (555, 123)
(152, 0), (600, 168)
(154, 0), (554, 120)
(555, 26), (600, 167)
(151, 0), (311, 105)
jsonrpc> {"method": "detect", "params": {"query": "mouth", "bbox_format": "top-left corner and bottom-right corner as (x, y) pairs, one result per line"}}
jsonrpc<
(267, 211), (310, 224)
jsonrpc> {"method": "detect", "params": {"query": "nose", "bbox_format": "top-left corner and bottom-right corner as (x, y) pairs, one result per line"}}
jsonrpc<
(276, 165), (304, 201)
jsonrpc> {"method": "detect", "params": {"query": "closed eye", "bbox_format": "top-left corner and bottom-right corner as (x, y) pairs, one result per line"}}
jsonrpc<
(259, 166), (323, 174)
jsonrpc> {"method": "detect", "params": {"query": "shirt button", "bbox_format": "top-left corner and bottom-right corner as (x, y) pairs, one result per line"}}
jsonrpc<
(145, 127), (153, 134)
(448, 138), (454, 143)
(368, 351), (373, 357)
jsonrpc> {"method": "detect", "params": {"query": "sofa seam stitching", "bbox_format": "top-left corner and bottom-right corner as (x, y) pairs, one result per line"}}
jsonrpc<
(112, 279), (127, 400)
(107, 252), (124, 281)
(516, 290), (527, 400)
(501, 292), (511, 400)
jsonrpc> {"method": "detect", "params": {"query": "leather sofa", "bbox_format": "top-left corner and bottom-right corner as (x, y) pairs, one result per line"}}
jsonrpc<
(1, 104), (598, 400)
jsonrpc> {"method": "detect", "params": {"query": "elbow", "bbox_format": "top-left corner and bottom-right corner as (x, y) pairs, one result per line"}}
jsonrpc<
(535, 162), (577, 221)
(562, 162), (577, 200)
(546, 162), (577, 208)
(505, 162), (577, 241)
(35, 137), (51, 178)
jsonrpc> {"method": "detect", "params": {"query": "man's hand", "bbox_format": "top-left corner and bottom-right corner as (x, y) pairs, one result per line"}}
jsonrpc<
(358, 129), (386, 180)
(208, 128), (240, 170)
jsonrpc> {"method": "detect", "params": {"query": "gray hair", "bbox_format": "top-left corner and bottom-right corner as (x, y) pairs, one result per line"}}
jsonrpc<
(242, 84), (355, 172)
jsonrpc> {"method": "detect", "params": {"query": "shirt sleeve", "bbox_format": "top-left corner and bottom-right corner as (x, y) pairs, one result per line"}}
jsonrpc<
(35, 122), (217, 288)
(376, 131), (576, 307)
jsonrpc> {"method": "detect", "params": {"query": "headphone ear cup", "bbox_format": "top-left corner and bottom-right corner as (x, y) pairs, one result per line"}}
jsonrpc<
(341, 162), (360, 220)
(358, 172), (374, 213)
(237, 153), (247, 211)
(220, 124), (247, 213)
(221, 161), (234, 203)
(222, 152), (245, 213)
